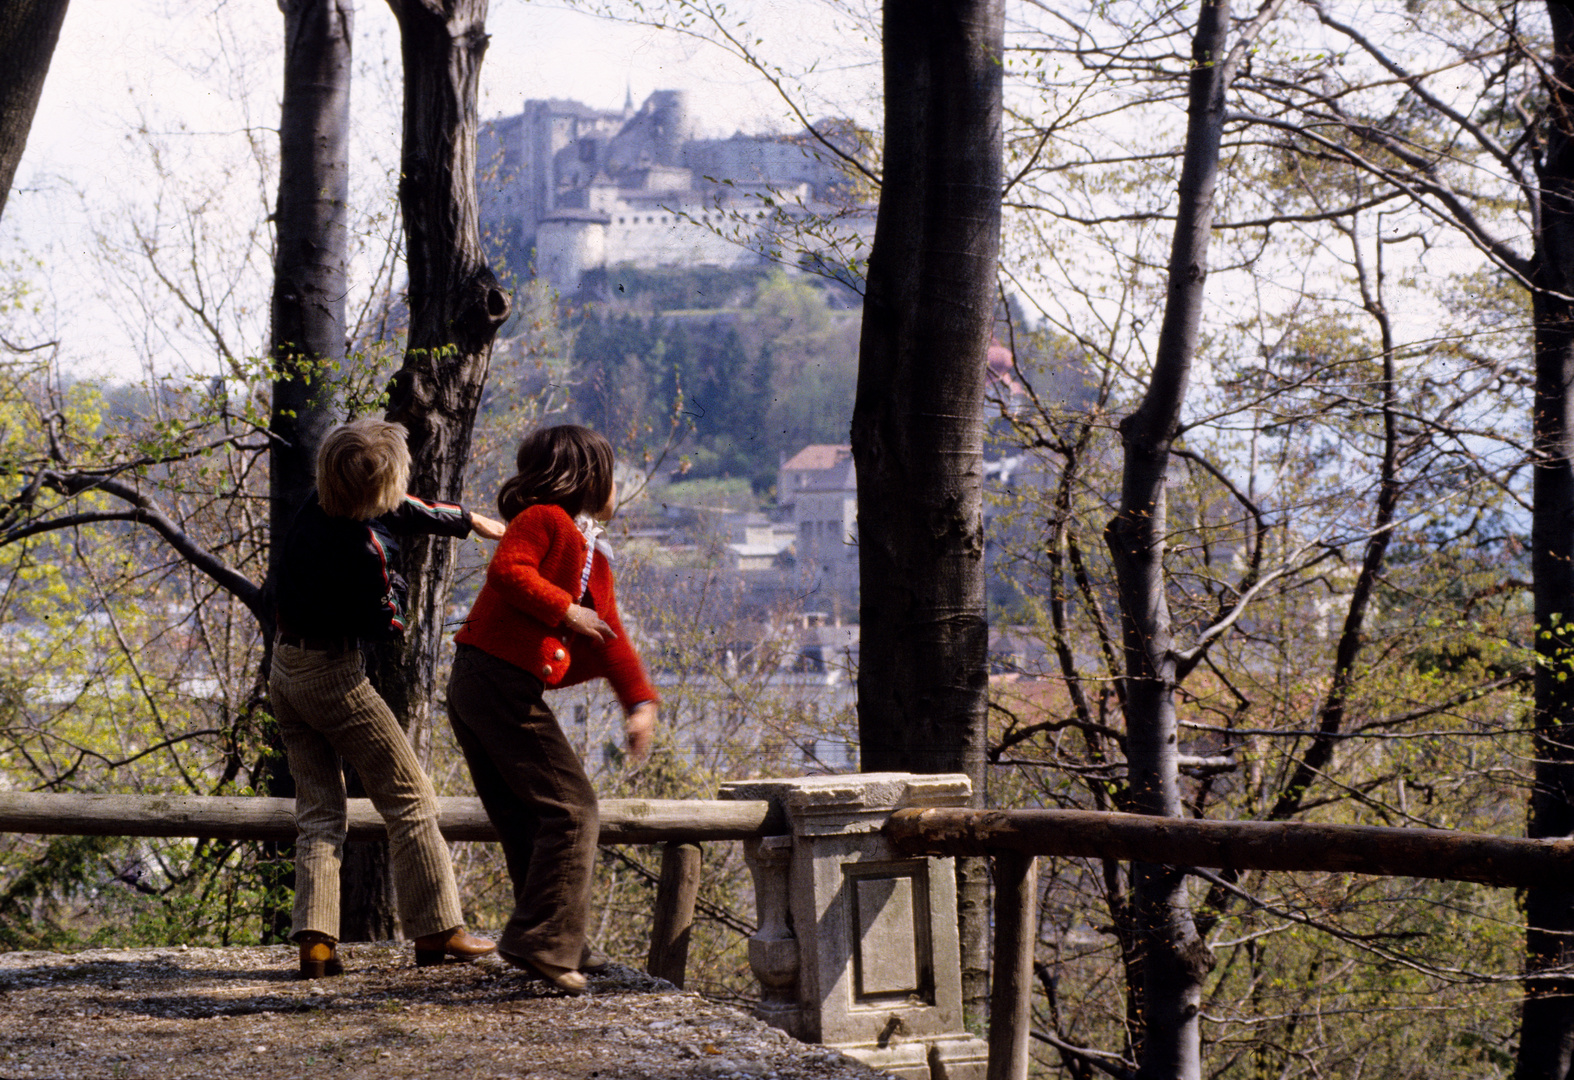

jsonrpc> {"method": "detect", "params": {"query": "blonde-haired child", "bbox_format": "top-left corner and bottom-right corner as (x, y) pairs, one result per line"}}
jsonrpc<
(272, 417), (505, 977)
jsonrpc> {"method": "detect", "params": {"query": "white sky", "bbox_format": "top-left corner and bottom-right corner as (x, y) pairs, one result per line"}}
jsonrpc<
(20, 0), (879, 176)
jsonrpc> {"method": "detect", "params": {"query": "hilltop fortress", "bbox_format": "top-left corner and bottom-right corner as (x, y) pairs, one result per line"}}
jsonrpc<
(477, 90), (873, 293)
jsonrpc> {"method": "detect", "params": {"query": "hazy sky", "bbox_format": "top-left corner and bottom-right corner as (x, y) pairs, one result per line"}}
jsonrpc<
(19, 0), (878, 189)
(4, 0), (877, 378)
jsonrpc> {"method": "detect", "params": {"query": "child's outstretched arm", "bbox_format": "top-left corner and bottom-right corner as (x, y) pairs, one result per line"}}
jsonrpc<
(386, 495), (505, 541)
(470, 512), (506, 540)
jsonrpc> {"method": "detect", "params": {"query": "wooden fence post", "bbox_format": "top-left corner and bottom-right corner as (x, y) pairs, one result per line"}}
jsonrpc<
(646, 841), (702, 987)
(987, 850), (1037, 1080)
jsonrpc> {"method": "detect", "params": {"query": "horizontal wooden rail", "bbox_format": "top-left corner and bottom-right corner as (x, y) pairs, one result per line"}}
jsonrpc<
(0, 793), (780, 846)
(887, 807), (1574, 890)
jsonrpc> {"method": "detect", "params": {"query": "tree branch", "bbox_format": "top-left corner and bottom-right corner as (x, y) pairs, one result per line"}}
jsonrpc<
(7, 472), (264, 621)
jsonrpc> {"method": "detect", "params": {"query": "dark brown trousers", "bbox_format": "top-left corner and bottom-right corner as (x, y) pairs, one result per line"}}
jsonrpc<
(445, 644), (599, 970)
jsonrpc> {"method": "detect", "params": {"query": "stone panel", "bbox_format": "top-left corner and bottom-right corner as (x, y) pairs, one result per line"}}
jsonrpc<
(849, 863), (928, 1001)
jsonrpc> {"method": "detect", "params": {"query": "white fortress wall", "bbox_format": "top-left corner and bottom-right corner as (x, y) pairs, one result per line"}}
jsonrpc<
(537, 218), (608, 289)
(480, 91), (876, 286)
(606, 188), (795, 270)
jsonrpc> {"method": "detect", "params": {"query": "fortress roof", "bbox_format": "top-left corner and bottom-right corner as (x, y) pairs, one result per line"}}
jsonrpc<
(529, 98), (621, 119)
(541, 208), (612, 224)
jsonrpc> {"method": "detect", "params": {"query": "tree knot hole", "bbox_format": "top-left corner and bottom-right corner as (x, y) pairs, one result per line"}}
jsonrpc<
(485, 287), (510, 324)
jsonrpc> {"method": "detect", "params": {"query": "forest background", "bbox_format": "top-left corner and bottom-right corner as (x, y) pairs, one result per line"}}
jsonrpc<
(0, 1), (1568, 1078)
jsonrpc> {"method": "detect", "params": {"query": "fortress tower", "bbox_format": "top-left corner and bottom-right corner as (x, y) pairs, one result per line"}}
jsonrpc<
(478, 90), (873, 293)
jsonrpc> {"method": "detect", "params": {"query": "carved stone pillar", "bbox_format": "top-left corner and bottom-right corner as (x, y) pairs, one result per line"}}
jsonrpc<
(743, 834), (801, 1037)
(722, 773), (990, 1080)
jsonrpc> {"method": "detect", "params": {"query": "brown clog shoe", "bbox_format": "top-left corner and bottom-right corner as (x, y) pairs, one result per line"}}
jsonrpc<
(296, 932), (343, 979)
(412, 926), (497, 967)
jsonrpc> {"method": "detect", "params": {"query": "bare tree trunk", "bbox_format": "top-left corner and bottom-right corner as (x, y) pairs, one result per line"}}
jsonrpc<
(261, 0), (354, 944)
(850, 0), (1003, 1023)
(269, 0), (351, 590)
(367, 0), (509, 924)
(0, 0), (69, 223)
(1519, 8), (1574, 1075)
(1103, 4), (1231, 1076)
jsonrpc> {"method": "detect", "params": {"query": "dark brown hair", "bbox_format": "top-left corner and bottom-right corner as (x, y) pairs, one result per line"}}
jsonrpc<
(497, 424), (615, 521)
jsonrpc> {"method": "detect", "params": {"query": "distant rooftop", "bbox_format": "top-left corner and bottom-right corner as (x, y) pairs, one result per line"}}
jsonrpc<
(782, 445), (852, 471)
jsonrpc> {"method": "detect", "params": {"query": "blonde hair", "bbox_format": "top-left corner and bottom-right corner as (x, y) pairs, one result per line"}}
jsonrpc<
(315, 418), (411, 520)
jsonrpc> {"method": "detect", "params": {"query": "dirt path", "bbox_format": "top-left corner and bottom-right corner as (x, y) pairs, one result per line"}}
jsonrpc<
(0, 944), (889, 1080)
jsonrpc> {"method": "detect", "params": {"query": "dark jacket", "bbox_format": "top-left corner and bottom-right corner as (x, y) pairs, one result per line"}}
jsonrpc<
(276, 492), (474, 642)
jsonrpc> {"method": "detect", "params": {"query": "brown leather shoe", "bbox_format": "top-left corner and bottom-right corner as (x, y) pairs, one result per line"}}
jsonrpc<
(580, 944), (611, 974)
(499, 949), (588, 994)
(297, 932), (343, 979)
(412, 926), (496, 967)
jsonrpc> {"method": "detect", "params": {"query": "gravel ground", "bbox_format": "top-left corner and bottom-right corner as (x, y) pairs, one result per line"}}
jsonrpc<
(0, 944), (892, 1080)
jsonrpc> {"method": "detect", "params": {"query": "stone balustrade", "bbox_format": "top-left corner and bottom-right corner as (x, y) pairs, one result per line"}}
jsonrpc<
(722, 773), (988, 1080)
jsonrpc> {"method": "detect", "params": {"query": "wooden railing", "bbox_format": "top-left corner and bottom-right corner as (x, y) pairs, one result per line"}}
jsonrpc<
(886, 807), (1574, 1080)
(14, 789), (1562, 1079)
(0, 791), (778, 987)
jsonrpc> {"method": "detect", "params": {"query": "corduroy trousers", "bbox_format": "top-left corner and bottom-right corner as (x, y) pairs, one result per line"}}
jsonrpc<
(270, 640), (464, 942)
(445, 643), (600, 970)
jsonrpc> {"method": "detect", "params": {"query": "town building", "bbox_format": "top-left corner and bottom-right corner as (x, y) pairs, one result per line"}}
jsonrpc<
(723, 513), (798, 572)
(775, 444), (858, 603)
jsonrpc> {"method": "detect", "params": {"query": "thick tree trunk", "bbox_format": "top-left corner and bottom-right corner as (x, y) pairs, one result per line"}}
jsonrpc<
(1103, 5), (1231, 1077)
(1518, 8), (1574, 1076)
(850, 0), (1003, 1022)
(368, 0), (509, 926)
(261, 0), (354, 944)
(0, 0), (69, 223)
(269, 0), (352, 589)
(337, 820), (396, 942)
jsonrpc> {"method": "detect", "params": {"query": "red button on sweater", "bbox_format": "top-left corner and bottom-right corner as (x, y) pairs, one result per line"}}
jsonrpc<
(454, 503), (657, 711)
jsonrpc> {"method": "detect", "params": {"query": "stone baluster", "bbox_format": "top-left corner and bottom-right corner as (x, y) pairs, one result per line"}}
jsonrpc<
(743, 834), (801, 1037)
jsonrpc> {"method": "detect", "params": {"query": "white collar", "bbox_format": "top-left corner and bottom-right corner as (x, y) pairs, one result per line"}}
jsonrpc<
(574, 514), (614, 559)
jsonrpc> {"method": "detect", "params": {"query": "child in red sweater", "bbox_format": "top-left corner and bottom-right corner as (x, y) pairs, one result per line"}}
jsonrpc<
(448, 424), (657, 992)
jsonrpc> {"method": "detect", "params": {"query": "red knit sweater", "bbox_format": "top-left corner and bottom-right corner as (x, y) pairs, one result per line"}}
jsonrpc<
(454, 502), (657, 711)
